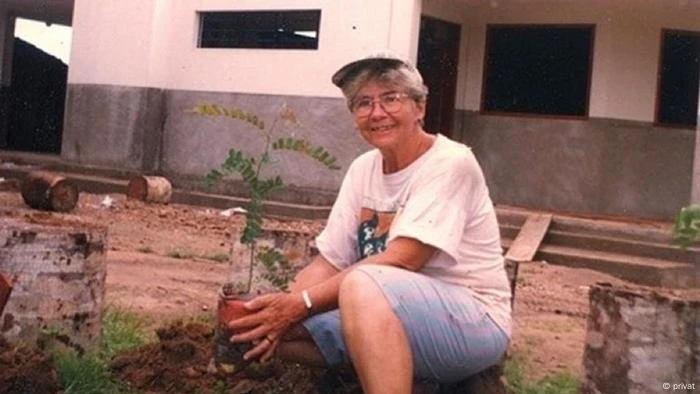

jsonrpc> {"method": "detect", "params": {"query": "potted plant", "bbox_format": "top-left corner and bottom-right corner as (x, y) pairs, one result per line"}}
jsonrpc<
(189, 103), (340, 374)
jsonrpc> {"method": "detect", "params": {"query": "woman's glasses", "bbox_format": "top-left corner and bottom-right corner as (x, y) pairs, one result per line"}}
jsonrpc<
(351, 92), (410, 117)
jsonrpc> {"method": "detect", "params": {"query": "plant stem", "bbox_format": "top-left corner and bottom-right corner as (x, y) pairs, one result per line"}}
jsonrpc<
(228, 226), (240, 284)
(243, 113), (279, 293)
(246, 241), (256, 293)
(256, 116), (279, 179)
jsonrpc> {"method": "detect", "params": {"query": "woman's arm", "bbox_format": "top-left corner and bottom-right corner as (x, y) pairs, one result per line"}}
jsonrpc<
(289, 255), (341, 292)
(232, 236), (435, 335)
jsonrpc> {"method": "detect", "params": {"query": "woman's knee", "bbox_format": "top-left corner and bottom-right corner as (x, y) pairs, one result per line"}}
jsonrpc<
(338, 266), (389, 308)
(339, 268), (374, 307)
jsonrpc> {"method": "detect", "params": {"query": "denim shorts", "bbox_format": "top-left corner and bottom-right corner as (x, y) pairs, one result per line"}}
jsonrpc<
(302, 265), (509, 383)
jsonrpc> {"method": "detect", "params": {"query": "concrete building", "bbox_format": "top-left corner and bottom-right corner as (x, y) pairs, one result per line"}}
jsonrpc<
(0, 0), (699, 219)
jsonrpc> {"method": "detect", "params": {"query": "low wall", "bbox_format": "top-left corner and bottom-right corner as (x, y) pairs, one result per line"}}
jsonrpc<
(62, 84), (369, 206)
(61, 84), (696, 218)
(457, 111), (696, 220)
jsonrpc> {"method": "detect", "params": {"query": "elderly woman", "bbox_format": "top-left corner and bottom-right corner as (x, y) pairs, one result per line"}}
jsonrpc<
(228, 54), (512, 393)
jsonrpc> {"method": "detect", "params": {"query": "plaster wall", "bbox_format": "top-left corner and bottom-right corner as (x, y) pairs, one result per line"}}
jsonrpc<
(63, 84), (369, 205)
(68, 0), (422, 98)
(69, 0), (156, 87)
(460, 110), (695, 219)
(422, 0), (699, 218)
(424, 1), (700, 122)
(62, 0), (420, 205)
(60, 0), (699, 217)
(160, 89), (368, 205)
(62, 85), (164, 172)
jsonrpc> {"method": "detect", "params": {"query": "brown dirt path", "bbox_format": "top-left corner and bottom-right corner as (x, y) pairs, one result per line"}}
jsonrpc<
(0, 190), (634, 383)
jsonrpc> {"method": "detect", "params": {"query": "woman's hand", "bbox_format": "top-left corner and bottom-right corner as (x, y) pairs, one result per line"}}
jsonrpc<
(227, 292), (307, 362)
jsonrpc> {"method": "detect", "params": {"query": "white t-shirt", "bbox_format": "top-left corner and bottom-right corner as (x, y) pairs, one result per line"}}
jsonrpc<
(316, 134), (512, 336)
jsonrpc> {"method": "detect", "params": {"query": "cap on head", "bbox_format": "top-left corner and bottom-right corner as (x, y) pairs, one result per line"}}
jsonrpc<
(331, 50), (424, 89)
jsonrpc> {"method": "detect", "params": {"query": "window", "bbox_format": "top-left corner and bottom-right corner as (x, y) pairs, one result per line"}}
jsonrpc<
(656, 30), (700, 128)
(482, 25), (594, 117)
(199, 10), (321, 50)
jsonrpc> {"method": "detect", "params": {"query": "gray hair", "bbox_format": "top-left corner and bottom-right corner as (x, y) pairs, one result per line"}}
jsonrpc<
(340, 65), (429, 108)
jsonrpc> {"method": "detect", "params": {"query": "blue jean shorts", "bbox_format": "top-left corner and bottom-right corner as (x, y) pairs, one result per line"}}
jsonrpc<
(302, 265), (509, 383)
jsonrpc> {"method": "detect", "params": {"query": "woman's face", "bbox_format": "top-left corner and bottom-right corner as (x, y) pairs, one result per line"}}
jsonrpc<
(350, 81), (425, 151)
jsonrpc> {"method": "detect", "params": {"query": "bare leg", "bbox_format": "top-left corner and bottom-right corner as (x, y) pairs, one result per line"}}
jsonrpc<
(339, 269), (413, 394)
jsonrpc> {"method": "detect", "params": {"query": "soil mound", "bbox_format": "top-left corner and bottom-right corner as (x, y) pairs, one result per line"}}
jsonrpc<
(0, 335), (60, 394)
(110, 320), (359, 394)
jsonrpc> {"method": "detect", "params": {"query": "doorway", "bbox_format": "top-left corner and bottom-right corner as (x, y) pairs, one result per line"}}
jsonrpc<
(6, 18), (70, 153)
(417, 16), (461, 137)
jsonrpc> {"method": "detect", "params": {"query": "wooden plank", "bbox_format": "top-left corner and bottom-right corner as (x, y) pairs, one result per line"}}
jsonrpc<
(0, 271), (13, 315)
(505, 213), (553, 262)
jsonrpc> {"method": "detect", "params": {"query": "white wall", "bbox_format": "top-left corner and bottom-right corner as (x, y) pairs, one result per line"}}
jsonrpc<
(69, 0), (156, 87)
(425, 1), (700, 122)
(67, 0), (700, 122)
(69, 0), (422, 98)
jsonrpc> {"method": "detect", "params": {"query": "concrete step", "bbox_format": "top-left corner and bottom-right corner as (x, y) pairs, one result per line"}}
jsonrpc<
(497, 205), (674, 244)
(499, 207), (699, 288)
(542, 230), (698, 265)
(497, 204), (699, 260)
(534, 245), (698, 288)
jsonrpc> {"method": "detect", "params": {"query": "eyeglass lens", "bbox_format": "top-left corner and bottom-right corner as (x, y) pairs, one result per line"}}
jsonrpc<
(353, 93), (405, 116)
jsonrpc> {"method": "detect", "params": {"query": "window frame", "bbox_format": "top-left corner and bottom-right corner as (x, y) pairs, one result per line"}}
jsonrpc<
(654, 28), (700, 129)
(198, 9), (322, 50)
(480, 24), (596, 119)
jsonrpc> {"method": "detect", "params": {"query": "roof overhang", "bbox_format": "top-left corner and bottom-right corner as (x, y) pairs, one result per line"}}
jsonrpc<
(1, 0), (74, 26)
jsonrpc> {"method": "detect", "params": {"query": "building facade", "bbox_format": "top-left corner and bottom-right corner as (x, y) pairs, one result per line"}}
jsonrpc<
(1, 0), (699, 219)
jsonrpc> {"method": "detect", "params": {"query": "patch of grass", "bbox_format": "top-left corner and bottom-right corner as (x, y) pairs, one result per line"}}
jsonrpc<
(504, 356), (579, 394)
(136, 246), (154, 254)
(53, 306), (152, 393)
(100, 306), (152, 360)
(167, 247), (196, 259)
(204, 252), (230, 263)
(54, 351), (123, 394)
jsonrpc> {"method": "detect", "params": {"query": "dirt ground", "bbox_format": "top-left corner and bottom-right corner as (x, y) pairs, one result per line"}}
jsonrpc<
(0, 189), (638, 391)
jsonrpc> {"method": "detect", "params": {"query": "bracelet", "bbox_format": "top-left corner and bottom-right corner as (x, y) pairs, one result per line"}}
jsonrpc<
(301, 290), (313, 312)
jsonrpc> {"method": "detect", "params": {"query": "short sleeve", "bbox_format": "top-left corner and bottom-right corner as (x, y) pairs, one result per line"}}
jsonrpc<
(388, 152), (481, 262)
(314, 159), (364, 270)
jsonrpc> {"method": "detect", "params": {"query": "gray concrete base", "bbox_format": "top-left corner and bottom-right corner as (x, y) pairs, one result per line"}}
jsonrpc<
(61, 84), (371, 207)
(458, 111), (695, 220)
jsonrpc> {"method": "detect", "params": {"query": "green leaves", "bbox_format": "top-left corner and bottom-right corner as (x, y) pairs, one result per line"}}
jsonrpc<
(189, 104), (265, 130)
(256, 246), (294, 292)
(673, 204), (700, 248)
(191, 102), (341, 292)
(272, 137), (341, 170)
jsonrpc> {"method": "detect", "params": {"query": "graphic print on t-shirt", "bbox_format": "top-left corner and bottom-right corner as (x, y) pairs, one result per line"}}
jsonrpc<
(357, 207), (396, 259)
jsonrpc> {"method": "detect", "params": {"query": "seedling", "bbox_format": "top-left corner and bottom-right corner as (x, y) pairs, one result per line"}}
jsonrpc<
(190, 103), (340, 375)
(191, 103), (340, 294)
